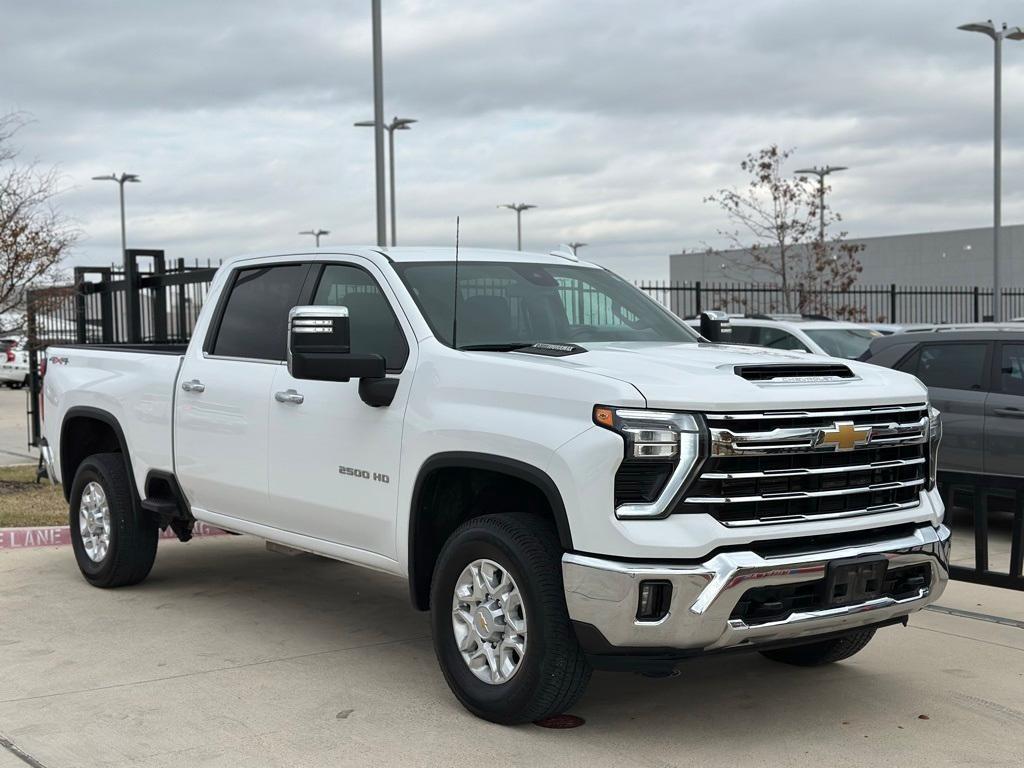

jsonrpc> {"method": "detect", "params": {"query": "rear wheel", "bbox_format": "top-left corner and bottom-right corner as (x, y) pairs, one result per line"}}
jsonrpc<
(759, 628), (876, 667)
(430, 513), (591, 724)
(70, 453), (158, 587)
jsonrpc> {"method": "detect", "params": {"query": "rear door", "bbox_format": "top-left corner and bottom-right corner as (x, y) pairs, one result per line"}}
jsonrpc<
(174, 262), (312, 525)
(266, 259), (415, 557)
(897, 341), (991, 475)
(984, 341), (1024, 479)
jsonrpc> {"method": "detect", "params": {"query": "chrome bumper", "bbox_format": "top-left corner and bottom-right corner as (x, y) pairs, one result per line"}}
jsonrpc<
(562, 524), (950, 652)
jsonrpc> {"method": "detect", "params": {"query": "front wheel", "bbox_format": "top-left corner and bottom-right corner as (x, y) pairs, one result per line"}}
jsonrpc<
(430, 513), (591, 724)
(70, 453), (158, 588)
(759, 628), (877, 667)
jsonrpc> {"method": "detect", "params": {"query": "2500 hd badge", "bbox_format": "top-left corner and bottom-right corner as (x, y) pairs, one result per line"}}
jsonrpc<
(338, 465), (390, 484)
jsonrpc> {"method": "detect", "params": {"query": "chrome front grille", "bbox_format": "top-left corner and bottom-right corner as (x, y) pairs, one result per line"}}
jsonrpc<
(682, 404), (930, 527)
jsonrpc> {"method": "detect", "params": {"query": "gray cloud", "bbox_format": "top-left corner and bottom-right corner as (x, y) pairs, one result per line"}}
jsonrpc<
(2, 0), (1024, 280)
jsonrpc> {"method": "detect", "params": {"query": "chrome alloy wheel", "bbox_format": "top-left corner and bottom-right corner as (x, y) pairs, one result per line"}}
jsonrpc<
(79, 481), (111, 563)
(451, 558), (528, 685)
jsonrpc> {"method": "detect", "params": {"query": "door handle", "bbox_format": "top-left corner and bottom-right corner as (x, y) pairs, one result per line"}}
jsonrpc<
(994, 407), (1024, 418)
(181, 379), (205, 393)
(274, 389), (304, 405)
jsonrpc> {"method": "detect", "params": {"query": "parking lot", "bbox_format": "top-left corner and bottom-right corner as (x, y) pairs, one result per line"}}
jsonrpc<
(1, 535), (1022, 768)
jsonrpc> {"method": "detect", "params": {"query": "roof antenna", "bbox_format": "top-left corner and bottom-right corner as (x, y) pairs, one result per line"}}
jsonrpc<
(452, 216), (460, 349)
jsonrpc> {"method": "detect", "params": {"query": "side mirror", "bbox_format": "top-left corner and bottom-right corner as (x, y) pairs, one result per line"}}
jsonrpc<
(699, 310), (731, 342)
(288, 306), (385, 383)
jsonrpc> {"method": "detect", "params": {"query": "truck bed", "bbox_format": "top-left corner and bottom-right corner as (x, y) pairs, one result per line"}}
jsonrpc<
(43, 344), (184, 495)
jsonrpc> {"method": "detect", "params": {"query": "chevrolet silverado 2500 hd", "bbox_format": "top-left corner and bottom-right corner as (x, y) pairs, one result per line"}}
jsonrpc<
(41, 247), (950, 724)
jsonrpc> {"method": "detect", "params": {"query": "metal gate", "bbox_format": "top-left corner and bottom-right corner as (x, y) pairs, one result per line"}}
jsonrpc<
(939, 472), (1024, 591)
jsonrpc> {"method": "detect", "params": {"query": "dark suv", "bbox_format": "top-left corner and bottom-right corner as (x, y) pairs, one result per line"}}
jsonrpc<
(862, 325), (1024, 480)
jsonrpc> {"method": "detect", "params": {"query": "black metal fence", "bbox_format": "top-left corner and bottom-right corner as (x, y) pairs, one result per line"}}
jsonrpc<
(637, 281), (1024, 323)
(939, 473), (1024, 591)
(20, 261), (1024, 590)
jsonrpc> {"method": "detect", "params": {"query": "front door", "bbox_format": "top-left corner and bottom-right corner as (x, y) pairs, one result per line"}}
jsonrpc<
(984, 342), (1024, 479)
(174, 262), (311, 526)
(900, 341), (991, 475)
(267, 259), (415, 558)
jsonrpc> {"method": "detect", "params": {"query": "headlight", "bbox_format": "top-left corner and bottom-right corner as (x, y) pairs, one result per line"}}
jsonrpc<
(593, 406), (705, 519)
(927, 404), (942, 491)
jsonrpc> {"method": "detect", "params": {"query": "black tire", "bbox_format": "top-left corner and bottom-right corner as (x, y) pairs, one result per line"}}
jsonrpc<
(759, 628), (876, 667)
(430, 513), (591, 724)
(69, 453), (158, 588)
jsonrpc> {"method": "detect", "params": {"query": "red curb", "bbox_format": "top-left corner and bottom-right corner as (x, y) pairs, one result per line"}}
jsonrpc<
(0, 522), (227, 550)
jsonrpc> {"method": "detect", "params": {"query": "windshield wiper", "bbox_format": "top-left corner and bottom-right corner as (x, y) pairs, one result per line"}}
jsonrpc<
(457, 342), (588, 357)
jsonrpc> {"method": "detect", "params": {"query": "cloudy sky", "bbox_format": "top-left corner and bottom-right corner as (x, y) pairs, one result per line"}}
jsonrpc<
(3, 0), (1024, 280)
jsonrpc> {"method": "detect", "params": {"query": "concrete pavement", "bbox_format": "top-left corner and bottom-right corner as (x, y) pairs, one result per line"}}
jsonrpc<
(1, 536), (1022, 767)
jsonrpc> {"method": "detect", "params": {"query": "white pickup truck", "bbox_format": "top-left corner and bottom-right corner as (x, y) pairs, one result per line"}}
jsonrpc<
(40, 247), (950, 724)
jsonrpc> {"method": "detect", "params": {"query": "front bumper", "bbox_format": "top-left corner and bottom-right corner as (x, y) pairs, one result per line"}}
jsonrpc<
(562, 523), (950, 654)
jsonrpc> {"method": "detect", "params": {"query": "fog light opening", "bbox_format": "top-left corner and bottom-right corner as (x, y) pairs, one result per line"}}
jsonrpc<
(637, 580), (672, 622)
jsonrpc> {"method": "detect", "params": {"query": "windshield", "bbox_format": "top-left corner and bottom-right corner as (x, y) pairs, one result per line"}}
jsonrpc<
(396, 261), (699, 348)
(804, 327), (880, 359)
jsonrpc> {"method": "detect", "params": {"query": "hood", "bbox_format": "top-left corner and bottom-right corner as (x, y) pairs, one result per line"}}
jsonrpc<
(510, 341), (927, 411)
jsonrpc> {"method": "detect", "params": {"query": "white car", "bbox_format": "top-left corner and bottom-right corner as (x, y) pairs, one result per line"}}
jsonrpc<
(686, 316), (883, 359)
(41, 247), (948, 724)
(0, 337), (29, 389)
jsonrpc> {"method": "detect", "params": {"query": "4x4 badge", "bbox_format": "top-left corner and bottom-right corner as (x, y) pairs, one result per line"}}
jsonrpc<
(818, 421), (872, 451)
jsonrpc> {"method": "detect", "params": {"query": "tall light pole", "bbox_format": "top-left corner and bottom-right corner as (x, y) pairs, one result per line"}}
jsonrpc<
(498, 203), (537, 250)
(794, 165), (847, 243)
(299, 229), (330, 248)
(370, 0), (387, 247)
(567, 242), (587, 256)
(91, 172), (140, 258)
(958, 20), (1024, 322)
(356, 116), (417, 246)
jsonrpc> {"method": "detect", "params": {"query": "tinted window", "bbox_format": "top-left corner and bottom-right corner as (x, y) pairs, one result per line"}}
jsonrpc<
(312, 265), (408, 370)
(212, 265), (308, 360)
(905, 343), (988, 391)
(804, 328), (878, 359)
(727, 326), (760, 345)
(757, 326), (808, 351)
(999, 344), (1024, 396)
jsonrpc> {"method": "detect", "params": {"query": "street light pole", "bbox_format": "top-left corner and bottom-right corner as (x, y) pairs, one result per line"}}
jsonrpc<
(356, 116), (417, 246)
(959, 20), (1024, 322)
(299, 229), (330, 248)
(92, 172), (141, 341)
(371, 0), (387, 247)
(567, 242), (587, 256)
(91, 172), (141, 258)
(794, 165), (847, 243)
(498, 203), (537, 250)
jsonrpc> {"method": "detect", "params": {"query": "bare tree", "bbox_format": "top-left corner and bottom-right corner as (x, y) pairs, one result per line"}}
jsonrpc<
(704, 145), (863, 317)
(0, 113), (76, 334)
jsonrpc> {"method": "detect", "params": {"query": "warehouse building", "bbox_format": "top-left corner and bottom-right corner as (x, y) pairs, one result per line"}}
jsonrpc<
(669, 224), (1024, 287)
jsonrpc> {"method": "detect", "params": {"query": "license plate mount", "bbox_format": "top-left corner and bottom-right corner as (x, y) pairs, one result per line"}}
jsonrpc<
(825, 555), (888, 608)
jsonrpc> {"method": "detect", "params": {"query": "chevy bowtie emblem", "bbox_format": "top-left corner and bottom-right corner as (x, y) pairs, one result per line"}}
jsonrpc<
(818, 421), (872, 451)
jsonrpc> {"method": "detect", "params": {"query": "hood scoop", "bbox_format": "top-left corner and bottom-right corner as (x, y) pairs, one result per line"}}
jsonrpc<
(734, 363), (855, 383)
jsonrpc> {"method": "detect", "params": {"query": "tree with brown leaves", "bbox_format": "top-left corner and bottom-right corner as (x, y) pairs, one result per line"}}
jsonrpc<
(705, 145), (864, 318)
(0, 113), (76, 334)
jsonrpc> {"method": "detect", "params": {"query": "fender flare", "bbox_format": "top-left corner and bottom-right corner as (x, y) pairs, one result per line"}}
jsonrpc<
(407, 451), (573, 610)
(59, 406), (136, 502)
